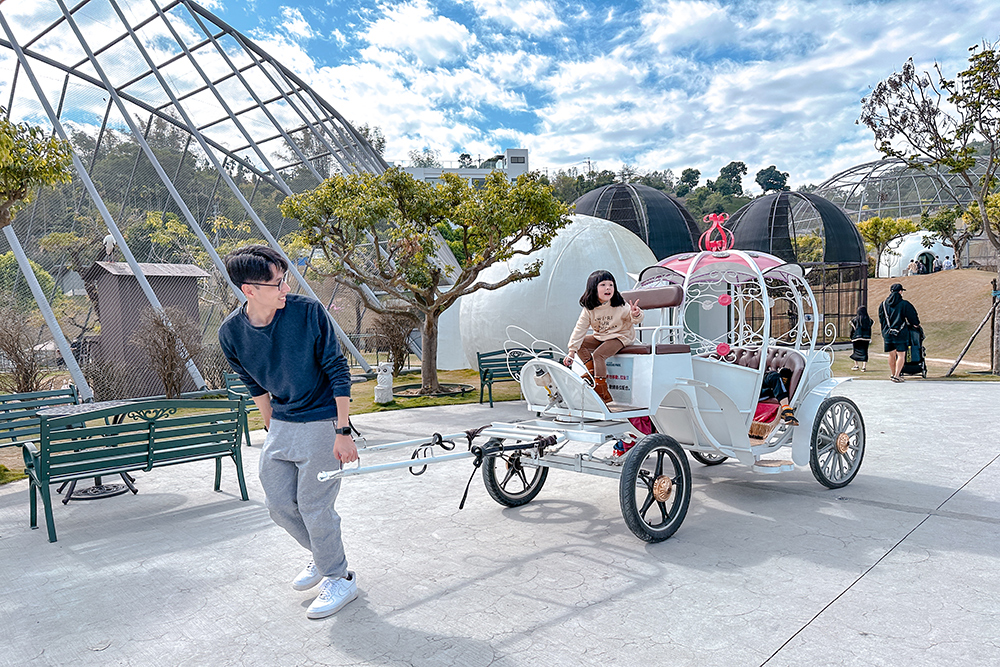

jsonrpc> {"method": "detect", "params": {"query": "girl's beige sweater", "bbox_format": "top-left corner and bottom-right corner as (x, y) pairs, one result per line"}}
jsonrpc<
(567, 302), (643, 353)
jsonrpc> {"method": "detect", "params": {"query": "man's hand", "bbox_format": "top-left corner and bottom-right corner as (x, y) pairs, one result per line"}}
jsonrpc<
(333, 434), (358, 464)
(562, 354), (574, 367)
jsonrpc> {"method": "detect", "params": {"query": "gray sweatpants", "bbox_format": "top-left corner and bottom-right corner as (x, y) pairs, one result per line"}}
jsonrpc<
(259, 418), (347, 579)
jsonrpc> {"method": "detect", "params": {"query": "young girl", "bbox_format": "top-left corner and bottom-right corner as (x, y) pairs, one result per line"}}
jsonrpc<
(849, 305), (873, 372)
(563, 270), (643, 403)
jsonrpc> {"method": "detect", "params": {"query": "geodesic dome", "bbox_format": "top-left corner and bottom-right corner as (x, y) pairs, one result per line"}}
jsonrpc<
(725, 192), (867, 343)
(0, 0), (384, 400)
(572, 183), (699, 259)
(814, 158), (982, 222)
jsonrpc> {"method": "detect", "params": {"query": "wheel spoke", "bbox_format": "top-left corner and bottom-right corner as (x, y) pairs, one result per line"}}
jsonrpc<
(640, 491), (656, 516)
(514, 466), (530, 490)
(654, 451), (665, 477)
(500, 464), (517, 489)
(657, 500), (669, 525)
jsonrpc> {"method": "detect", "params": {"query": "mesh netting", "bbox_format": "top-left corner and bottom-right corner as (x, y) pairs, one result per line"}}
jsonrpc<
(1, 0), (390, 400)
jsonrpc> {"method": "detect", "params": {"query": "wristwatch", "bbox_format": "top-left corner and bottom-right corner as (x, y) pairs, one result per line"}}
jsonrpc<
(335, 426), (352, 436)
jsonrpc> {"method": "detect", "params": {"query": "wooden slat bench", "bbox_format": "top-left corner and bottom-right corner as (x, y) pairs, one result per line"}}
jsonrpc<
(22, 398), (248, 542)
(225, 372), (257, 447)
(0, 387), (80, 450)
(477, 349), (555, 408)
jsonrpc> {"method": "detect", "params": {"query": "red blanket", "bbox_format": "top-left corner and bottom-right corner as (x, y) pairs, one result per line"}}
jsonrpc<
(753, 402), (780, 423)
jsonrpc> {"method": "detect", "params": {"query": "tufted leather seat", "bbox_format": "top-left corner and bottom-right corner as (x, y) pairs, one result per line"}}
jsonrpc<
(705, 346), (806, 398)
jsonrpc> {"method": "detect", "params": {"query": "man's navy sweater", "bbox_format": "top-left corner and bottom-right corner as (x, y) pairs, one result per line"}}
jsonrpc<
(219, 294), (351, 423)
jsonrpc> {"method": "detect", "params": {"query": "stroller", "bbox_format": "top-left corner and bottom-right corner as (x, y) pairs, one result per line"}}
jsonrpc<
(899, 325), (927, 378)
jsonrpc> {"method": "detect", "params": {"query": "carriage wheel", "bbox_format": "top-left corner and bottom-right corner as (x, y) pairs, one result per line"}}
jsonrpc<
(619, 434), (691, 542)
(690, 450), (728, 466)
(481, 438), (548, 507)
(809, 397), (865, 489)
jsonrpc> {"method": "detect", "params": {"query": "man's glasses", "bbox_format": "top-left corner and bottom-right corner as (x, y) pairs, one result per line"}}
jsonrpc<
(245, 274), (289, 289)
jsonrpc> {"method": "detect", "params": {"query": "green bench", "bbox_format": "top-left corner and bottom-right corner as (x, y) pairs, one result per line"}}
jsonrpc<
(225, 372), (257, 447)
(0, 387), (80, 450)
(477, 349), (555, 408)
(22, 398), (248, 542)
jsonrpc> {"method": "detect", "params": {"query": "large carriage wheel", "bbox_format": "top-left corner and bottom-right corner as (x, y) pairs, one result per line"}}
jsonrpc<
(690, 450), (728, 466)
(481, 438), (548, 506)
(809, 397), (865, 489)
(619, 434), (691, 542)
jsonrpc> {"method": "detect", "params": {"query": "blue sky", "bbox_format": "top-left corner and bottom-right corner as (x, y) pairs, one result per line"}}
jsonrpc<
(8, 0), (1000, 191)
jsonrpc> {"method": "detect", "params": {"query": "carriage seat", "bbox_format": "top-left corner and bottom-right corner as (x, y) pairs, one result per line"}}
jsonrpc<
(704, 346), (806, 398)
(619, 343), (691, 355)
(617, 286), (687, 356)
(619, 285), (683, 310)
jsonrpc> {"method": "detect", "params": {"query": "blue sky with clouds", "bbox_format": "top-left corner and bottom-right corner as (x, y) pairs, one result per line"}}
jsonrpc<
(9, 0), (1000, 191)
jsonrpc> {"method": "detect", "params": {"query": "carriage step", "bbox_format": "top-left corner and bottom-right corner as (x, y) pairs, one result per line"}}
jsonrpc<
(752, 459), (795, 474)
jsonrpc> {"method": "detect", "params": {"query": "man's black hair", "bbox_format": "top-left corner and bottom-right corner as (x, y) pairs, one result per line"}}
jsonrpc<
(225, 245), (289, 288)
(579, 270), (625, 309)
(778, 367), (793, 381)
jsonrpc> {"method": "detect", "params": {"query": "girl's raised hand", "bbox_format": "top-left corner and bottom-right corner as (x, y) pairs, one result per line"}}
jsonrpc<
(628, 299), (642, 318)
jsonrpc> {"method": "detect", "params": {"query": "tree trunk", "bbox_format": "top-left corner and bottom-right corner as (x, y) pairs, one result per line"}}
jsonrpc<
(420, 312), (441, 394)
(994, 270), (1000, 375)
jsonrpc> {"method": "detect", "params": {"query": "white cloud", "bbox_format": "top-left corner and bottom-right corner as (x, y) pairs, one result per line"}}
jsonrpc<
(279, 7), (318, 41)
(466, 0), (564, 37)
(639, 0), (736, 54)
(364, 0), (477, 67)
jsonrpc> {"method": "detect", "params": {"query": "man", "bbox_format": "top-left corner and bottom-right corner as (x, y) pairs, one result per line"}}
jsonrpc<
(933, 255), (942, 272)
(219, 245), (358, 619)
(878, 283), (920, 383)
(906, 259), (919, 276)
(943, 256), (954, 270)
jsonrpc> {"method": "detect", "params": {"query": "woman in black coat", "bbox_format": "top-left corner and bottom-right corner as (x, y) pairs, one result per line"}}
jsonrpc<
(849, 305), (873, 372)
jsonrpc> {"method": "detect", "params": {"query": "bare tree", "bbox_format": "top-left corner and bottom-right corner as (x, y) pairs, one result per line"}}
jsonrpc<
(131, 307), (204, 399)
(0, 302), (46, 394)
(371, 312), (415, 377)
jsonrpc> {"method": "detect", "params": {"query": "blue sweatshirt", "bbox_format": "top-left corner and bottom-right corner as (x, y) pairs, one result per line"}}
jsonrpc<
(218, 294), (351, 423)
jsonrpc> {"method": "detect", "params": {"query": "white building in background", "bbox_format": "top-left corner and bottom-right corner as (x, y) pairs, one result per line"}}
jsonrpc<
(401, 148), (530, 185)
(878, 232), (953, 277)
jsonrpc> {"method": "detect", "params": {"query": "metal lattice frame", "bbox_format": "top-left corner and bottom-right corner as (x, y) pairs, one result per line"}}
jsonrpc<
(1, 0), (386, 399)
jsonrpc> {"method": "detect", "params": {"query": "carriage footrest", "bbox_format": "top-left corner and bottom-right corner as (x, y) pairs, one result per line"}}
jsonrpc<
(752, 459), (795, 474)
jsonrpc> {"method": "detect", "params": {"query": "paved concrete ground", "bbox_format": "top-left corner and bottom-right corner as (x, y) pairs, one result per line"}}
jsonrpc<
(1, 382), (998, 666)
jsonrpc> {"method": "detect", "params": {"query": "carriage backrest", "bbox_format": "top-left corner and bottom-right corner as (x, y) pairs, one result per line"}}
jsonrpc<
(708, 346), (806, 399)
(620, 286), (683, 310)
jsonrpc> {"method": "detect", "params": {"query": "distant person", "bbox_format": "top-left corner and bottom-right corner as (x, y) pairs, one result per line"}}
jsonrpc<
(849, 305), (873, 372)
(943, 256), (954, 270)
(933, 256), (942, 272)
(563, 270), (643, 403)
(878, 283), (920, 383)
(906, 259), (919, 276)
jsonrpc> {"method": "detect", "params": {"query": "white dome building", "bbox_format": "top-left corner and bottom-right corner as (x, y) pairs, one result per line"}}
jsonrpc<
(878, 232), (953, 277)
(460, 214), (658, 360)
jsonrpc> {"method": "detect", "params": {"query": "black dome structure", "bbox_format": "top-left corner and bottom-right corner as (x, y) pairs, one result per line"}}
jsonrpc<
(573, 184), (699, 259)
(725, 192), (868, 343)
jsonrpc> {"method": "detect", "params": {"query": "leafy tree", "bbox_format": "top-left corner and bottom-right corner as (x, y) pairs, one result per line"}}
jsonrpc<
(408, 148), (442, 168)
(458, 153), (475, 168)
(921, 205), (979, 266)
(715, 161), (747, 196)
(636, 169), (675, 192)
(0, 251), (57, 310)
(1, 107), (73, 230)
(857, 216), (919, 267)
(756, 165), (790, 193)
(794, 233), (825, 263)
(676, 168), (700, 197)
(859, 40), (1000, 369)
(281, 167), (570, 393)
(619, 164), (639, 183)
(354, 123), (386, 157)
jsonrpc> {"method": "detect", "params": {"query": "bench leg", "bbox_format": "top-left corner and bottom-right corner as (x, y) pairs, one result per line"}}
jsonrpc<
(40, 484), (57, 542)
(232, 449), (249, 501)
(214, 458), (222, 492)
(479, 383), (485, 404)
(242, 411), (252, 447)
(488, 382), (494, 408)
(29, 482), (37, 530)
(60, 479), (78, 505)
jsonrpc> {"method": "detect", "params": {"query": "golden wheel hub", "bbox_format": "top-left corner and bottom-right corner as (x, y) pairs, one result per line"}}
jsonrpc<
(835, 432), (850, 454)
(653, 475), (674, 502)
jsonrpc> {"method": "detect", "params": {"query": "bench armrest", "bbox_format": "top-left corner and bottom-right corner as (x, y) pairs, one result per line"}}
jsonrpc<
(22, 442), (38, 469)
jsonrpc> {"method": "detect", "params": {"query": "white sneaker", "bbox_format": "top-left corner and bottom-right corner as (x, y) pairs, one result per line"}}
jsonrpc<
(291, 561), (323, 591)
(306, 572), (358, 619)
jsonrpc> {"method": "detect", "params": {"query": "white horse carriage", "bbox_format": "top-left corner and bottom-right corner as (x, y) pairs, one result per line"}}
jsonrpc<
(321, 218), (865, 542)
